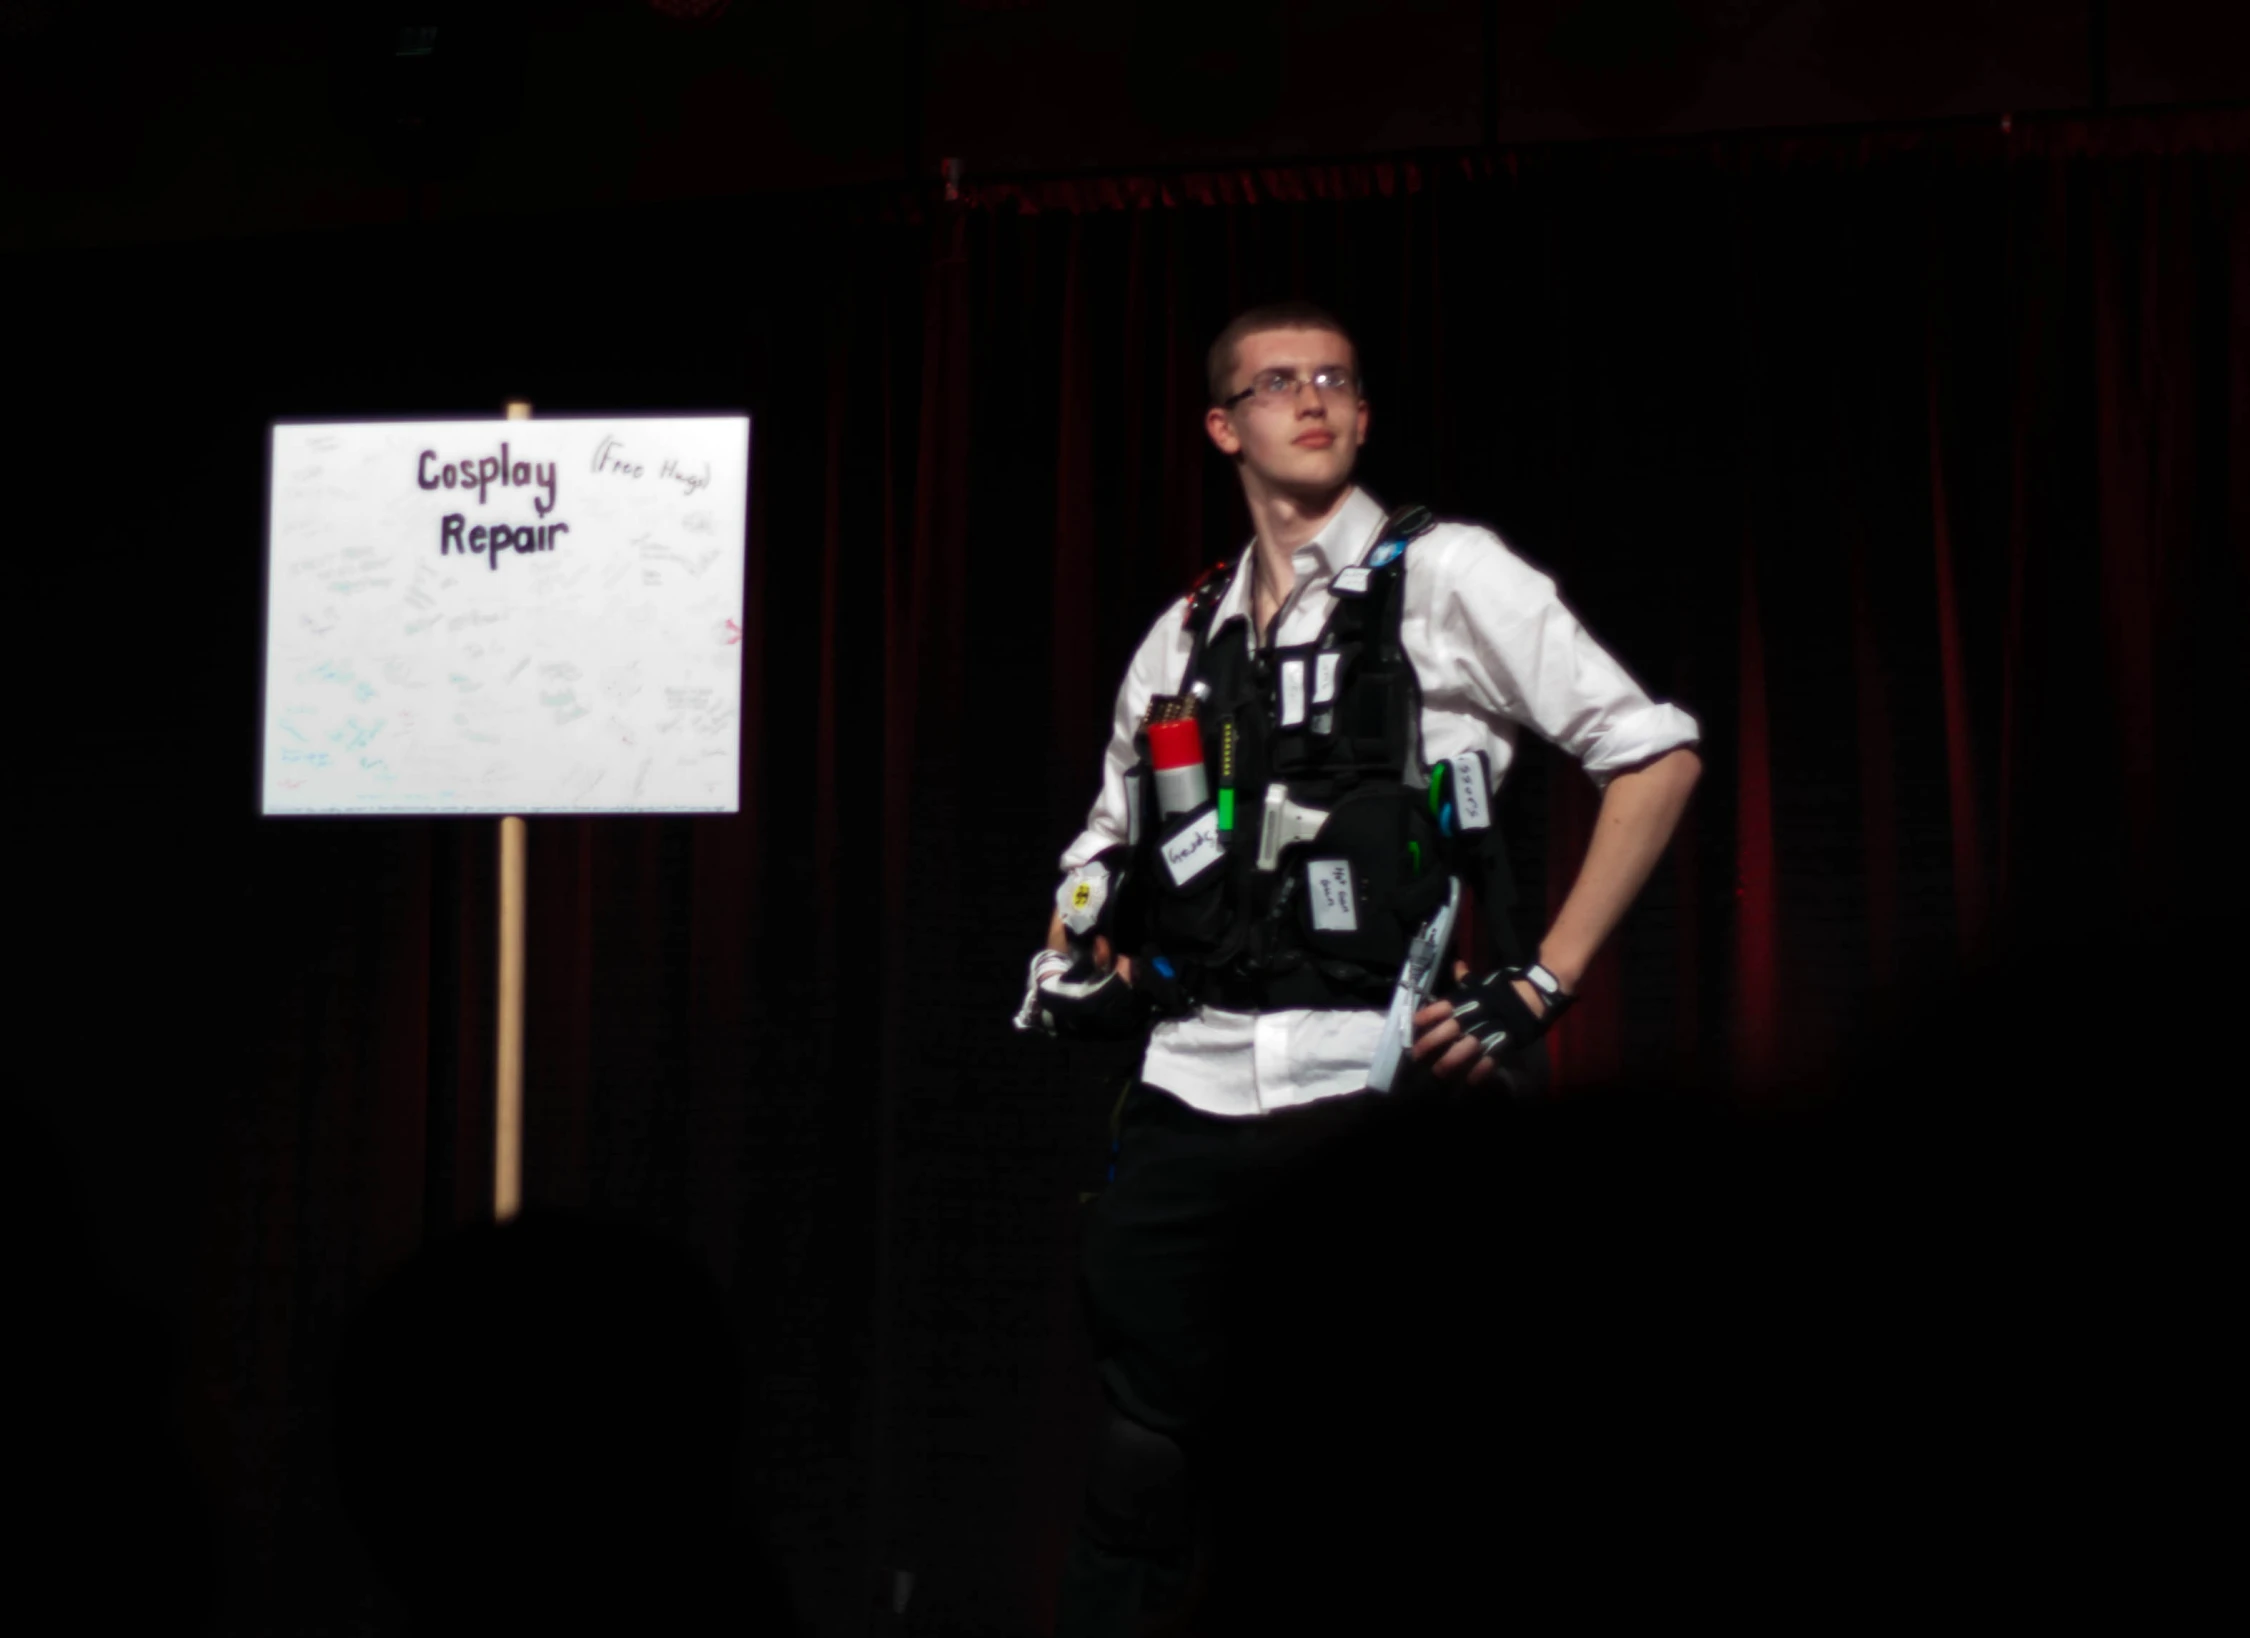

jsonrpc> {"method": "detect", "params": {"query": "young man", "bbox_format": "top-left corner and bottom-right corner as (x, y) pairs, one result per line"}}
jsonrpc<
(1016, 301), (1702, 1633)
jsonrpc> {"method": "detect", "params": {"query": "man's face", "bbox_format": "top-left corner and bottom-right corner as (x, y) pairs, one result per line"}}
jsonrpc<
(1204, 326), (1370, 494)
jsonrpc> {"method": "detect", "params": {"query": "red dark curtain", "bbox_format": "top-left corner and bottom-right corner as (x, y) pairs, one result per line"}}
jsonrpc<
(24, 106), (2232, 1633)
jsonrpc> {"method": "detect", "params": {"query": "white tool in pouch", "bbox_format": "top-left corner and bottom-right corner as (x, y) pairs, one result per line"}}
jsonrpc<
(1256, 783), (1331, 872)
(1367, 875), (1461, 1093)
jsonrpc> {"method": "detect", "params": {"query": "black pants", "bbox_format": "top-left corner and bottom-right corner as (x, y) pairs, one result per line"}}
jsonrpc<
(1052, 1076), (1412, 1635)
(1051, 1040), (1563, 1635)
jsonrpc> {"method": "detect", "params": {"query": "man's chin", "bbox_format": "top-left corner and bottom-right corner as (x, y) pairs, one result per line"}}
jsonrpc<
(1274, 470), (1354, 506)
(1256, 452), (1355, 496)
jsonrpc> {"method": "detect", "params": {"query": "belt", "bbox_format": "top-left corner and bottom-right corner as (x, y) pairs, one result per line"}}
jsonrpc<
(1191, 957), (1396, 1013)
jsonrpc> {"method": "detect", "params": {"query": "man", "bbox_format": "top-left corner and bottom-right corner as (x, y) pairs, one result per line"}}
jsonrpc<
(1016, 301), (1702, 1633)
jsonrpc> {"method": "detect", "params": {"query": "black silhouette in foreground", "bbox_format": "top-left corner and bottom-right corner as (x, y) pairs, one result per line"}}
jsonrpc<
(333, 1209), (799, 1635)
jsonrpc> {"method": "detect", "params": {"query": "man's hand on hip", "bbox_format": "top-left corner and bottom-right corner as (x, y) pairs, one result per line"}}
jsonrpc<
(1410, 959), (1550, 1085)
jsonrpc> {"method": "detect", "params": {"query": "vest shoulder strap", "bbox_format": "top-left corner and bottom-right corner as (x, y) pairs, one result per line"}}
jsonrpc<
(1377, 504), (1437, 550)
(1354, 504), (1436, 663)
(1179, 558), (1234, 638)
(1177, 558), (1236, 691)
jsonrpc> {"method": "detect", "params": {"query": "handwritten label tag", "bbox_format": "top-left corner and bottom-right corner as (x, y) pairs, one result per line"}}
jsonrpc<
(1162, 807), (1224, 887)
(1447, 754), (1491, 831)
(1279, 658), (1307, 727)
(1331, 566), (1371, 596)
(1306, 859), (1358, 932)
(1313, 652), (1340, 705)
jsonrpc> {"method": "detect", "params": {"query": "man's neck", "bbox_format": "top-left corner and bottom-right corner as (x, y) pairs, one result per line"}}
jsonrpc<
(1245, 479), (1356, 609)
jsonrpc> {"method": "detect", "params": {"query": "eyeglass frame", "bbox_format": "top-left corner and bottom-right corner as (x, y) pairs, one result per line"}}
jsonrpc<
(1218, 366), (1362, 411)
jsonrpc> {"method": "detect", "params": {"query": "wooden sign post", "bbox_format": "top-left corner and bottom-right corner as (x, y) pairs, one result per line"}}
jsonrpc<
(495, 399), (531, 1221)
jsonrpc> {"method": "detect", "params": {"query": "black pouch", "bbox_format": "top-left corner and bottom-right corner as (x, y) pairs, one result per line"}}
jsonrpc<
(1336, 659), (1411, 756)
(1269, 640), (1364, 778)
(1264, 640), (1347, 731)
(1290, 783), (1448, 969)
(1105, 761), (1152, 951)
(1147, 796), (1232, 957)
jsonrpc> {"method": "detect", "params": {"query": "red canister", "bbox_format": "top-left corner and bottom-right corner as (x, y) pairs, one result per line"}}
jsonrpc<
(1146, 718), (1209, 818)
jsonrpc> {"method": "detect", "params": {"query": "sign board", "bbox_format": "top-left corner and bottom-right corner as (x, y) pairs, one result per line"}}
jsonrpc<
(260, 414), (750, 815)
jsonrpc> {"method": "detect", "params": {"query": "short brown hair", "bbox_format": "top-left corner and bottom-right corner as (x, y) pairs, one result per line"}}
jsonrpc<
(1206, 302), (1362, 407)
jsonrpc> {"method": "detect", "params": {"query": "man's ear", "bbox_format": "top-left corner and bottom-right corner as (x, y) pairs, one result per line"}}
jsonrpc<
(1204, 405), (1240, 456)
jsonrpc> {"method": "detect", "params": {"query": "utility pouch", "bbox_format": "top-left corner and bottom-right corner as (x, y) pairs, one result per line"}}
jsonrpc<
(1290, 783), (1448, 969)
(1336, 658), (1411, 762)
(1264, 642), (1344, 736)
(1106, 756), (1153, 952)
(1148, 796), (1231, 955)
(1269, 640), (1364, 775)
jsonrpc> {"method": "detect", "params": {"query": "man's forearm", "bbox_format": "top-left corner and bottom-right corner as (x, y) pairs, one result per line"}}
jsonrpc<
(1535, 748), (1702, 992)
(1046, 906), (1071, 954)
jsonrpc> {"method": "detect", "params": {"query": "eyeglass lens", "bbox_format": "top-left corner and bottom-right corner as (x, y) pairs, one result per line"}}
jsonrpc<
(1255, 369), (1354, 397)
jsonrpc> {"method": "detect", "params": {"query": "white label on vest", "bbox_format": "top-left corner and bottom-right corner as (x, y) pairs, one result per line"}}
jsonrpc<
(1057, 858), (1112, 935)
(1161, 807), (1224, 887)
(1313, 651), (1340, 705)
(1306, 859), (1358, 931)
(1279, 658), (1307, 727)
(1447, 755), (1491, 830)
(1331, 566), (1371, 596)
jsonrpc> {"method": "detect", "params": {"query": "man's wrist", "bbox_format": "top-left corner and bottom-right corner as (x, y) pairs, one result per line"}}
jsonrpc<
(1533, 947), (1583, 995)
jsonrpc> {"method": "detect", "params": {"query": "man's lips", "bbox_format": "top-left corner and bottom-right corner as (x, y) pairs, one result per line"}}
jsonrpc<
(1294, 432), (1334, 447)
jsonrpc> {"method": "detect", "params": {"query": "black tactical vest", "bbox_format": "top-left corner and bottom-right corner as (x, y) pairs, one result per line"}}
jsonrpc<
(1112, 507), (1522, 1012)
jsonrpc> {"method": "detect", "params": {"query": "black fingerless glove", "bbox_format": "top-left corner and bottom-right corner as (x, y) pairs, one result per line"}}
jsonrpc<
(1013, 949), (1151, 1041)
(1444, 962), (1575, 1061)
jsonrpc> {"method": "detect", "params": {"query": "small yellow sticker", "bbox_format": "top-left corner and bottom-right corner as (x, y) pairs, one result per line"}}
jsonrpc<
(1071, 883), (1093, 910)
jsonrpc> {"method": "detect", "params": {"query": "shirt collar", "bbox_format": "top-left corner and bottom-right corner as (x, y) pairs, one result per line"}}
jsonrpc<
(1212, 485), (1389, 629)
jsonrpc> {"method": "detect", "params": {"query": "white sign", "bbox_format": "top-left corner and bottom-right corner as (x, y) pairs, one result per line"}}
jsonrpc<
(261, 414), (750, 815)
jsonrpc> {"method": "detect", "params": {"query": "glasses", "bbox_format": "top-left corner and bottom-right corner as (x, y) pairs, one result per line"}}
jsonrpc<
(1221, 367), (1359, 410)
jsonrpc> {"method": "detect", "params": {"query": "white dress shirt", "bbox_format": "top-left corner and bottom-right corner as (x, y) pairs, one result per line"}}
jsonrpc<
(1059, 485), (1701, 1119)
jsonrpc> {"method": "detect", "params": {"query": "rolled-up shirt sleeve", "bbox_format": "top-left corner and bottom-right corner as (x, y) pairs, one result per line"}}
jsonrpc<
(1058, 612), (1182, 873)
(1435, 529), (1702, 792)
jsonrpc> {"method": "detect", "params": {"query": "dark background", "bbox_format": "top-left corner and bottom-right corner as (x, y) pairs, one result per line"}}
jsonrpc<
(5, 0), (2247, 245)
(7, 4), (2243, 1634)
